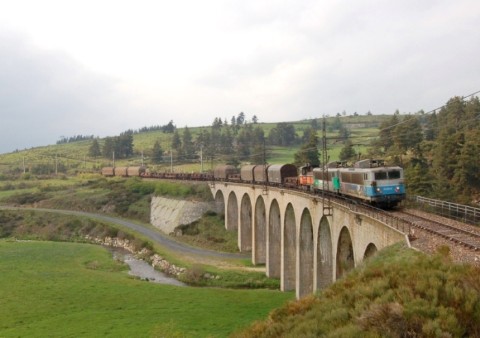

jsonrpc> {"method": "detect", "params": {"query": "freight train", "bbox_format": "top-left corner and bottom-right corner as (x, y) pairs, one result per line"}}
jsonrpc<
(101, 159), (405, 208)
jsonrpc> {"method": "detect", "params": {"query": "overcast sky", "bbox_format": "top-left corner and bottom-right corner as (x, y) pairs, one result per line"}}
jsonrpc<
(0, 0), (479, 153)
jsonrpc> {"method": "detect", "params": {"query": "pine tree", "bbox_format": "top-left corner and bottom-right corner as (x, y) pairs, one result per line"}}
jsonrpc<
(294, 132), (320, 166)
(171, 130), (182, 158)
(102, 137), (115, 159)
(182, 126), (195, 160)
(116, 132), (134, 158)
(251, 126), (265, 164)
(392, 115), (423, 155)
(152, 140), (163, 164)
(88, 139), (101, 158)
(339, 140), (356, 162)
(404, 160), (433, 197)
(377, 113), (399, 152)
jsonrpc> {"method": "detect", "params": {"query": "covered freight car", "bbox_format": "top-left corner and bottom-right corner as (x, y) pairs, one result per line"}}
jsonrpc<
(267, 164), (298, 185)
(127, 166), (146, 176)
(240, 164), (270, 183)
(101, 167), (115, 176)
(114, 167), (128, 177)
(240, 165), (256, 182)
(253, 164), (269, 183)
(213, 165), (239, 180)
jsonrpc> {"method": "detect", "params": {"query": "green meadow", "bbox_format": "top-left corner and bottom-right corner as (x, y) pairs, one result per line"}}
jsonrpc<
(0, 240), (293, 337)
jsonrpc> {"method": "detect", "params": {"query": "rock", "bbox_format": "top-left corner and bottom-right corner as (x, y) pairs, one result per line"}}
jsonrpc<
(150, 196), (215, 234)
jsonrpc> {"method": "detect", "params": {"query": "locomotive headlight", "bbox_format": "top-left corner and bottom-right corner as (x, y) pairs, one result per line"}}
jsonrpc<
(395, 186), (400, 192)
(376, 188), (381, 193)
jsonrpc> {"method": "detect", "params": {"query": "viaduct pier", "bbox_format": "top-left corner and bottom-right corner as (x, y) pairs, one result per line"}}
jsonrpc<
(210, 182), (409, 299)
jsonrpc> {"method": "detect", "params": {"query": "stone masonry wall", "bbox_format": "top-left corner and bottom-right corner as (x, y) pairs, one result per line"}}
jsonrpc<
(150, 196), (215, 234)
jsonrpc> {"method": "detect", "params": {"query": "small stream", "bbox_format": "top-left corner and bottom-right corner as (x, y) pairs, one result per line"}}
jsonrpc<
(110, 248), (187, 287)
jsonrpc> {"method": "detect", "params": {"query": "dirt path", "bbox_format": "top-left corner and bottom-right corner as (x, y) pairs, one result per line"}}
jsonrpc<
(0, 206), (255, 269)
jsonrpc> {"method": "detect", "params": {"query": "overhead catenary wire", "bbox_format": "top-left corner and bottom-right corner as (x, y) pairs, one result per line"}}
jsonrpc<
(376, 89), (480, 133)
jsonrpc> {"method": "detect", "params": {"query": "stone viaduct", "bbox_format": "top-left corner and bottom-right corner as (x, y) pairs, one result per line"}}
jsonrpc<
(210, 182), (409, 299)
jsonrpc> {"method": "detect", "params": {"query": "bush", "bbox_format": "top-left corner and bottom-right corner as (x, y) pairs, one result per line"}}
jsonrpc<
(236, 244), (480, 337)
(6, 192), (47, 205)
(182, 264), (206, 284)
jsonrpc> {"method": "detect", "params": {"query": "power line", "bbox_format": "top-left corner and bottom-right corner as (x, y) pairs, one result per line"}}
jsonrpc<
(378, 90), (480, 133)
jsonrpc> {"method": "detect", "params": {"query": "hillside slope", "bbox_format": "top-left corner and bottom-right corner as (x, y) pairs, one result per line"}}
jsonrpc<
(233, 244), (480, 337)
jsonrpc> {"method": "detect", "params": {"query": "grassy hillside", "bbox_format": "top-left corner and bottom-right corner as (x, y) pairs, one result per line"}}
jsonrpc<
(0, 240), (292, 337)
(233, 244), (480, 337)
(0, 115), (392, 176)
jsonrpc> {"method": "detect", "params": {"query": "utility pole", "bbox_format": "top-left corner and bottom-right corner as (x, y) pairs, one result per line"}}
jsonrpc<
(263, 137), (268, 194)
(200, 145), (203, 173)
(55, 154), (58, 176)
(112, 151), (115, 168)
(23, 156), (26, 174)
(141, 150), (144, 167)
(170, 149), (173, 173)
(263, 137), (266, 167)
(322, 116), (332, 216)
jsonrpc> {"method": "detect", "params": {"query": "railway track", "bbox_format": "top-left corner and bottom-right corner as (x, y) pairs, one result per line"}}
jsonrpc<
(391, 210), (480, 251)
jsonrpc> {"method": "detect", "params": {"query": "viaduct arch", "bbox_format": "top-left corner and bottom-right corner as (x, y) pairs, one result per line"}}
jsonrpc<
(211, 182), (408, 299)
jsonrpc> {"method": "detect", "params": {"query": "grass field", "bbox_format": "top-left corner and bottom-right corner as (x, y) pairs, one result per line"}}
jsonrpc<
(0, 240), (293, 337)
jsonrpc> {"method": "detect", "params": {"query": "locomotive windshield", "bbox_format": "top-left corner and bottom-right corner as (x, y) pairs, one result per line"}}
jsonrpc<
(388, 170), (401, 179)
(374, 171), (401, 180)
(374, 172), (388, 180)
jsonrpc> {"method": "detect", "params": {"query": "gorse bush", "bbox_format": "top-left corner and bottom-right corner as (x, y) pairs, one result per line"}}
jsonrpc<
(233, 244), (480, 337)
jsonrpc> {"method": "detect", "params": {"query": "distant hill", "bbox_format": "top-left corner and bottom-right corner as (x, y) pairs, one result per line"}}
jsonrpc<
(0, 114), (391, 176)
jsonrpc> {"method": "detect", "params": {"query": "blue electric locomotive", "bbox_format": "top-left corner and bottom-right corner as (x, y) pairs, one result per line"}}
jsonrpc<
(311, 159), (405, 208)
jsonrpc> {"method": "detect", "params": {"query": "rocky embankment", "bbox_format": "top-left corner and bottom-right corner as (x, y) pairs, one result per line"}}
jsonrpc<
(150, 196), (216, 234)
(85, 235), (186, 277)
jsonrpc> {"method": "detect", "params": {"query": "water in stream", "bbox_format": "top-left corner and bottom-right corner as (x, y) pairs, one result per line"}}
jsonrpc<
(111, 248), (186, 287)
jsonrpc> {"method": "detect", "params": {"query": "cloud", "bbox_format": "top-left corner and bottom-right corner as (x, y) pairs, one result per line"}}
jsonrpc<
(193, 0), (480, 117)
(0, 32), (133, 153)
(1, 1), (480, 153)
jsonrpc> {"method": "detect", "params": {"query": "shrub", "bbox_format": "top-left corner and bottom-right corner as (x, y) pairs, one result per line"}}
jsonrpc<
(182, 264), (206, 284)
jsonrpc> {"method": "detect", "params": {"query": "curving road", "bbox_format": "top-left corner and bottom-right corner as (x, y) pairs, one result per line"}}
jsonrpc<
(0, 206), (249, 261)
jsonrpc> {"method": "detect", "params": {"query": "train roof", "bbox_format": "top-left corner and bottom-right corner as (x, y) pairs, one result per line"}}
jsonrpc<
(354, 159), (385, 168)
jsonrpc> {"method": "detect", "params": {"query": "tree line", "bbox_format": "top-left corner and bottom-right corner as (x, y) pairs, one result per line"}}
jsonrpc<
(57, 135), (94, 144)
(85, 95), (480, 205)
(368, 96), (480, 205)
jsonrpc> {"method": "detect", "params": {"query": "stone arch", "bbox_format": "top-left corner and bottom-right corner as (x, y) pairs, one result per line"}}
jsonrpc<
(240, 193), (252, 252)
(253, 196), (266, 264)
(214, 190), (225, 216)
(317, 215), (333, 290)
(363, 243), (378, 260)
(226, 192), (238, 231)
(298, 208), (313, 298)
(336, 226), (355, 279)
(267, 199), (281, 278)
(283, 203), (296, 291)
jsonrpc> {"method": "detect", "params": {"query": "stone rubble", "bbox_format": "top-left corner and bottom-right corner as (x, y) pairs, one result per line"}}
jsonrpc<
(83, 235), (218, 280)
(405, 209), (480, 267)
